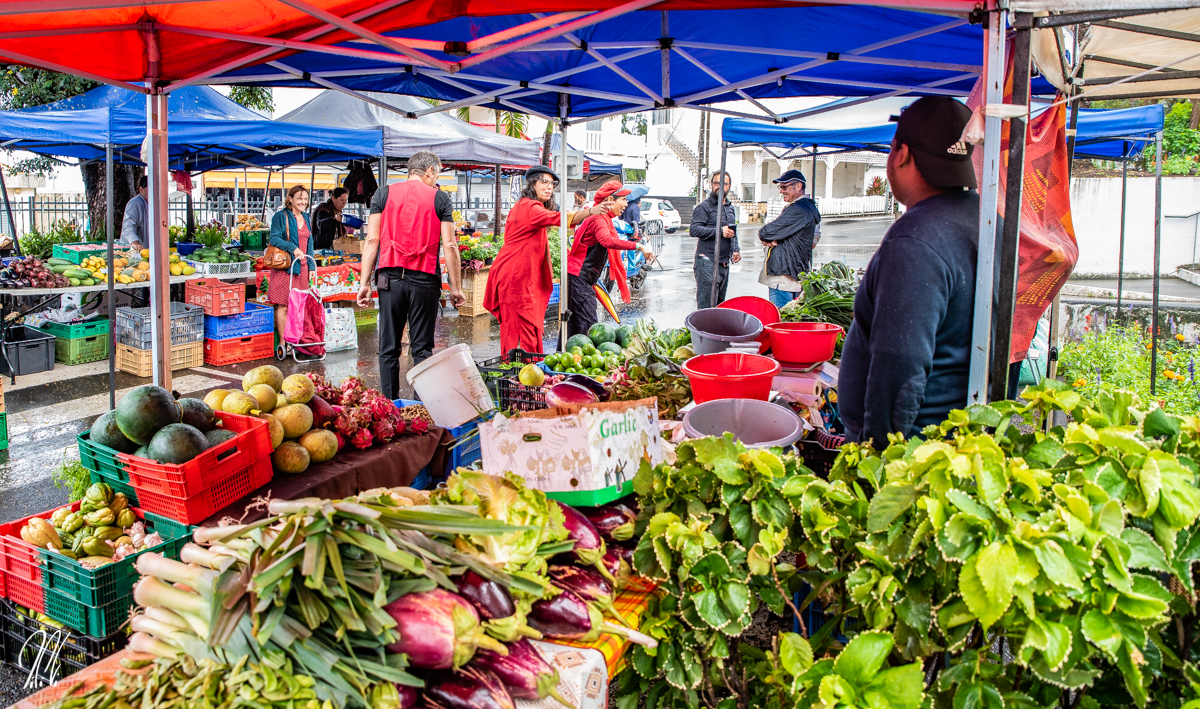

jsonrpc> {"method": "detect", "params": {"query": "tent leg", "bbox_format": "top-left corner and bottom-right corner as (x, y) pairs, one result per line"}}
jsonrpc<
(309, 165), (316, 203)
(106, 145), (116, 409)
(968, 8), (1007, 404)
(1118, 160), (1127, 316)
(988, 12), (1032, 401)
(558, 119), (570, 352)
(1151, 131), (1163, 395)
(0, 169), (17, 256)
(709, 143), (728, 309)
(378, 155), (387, 191)
(147, 89), (172, 390)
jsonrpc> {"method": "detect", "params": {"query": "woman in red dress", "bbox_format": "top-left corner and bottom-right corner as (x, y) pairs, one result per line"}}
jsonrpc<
(484, 166), (602, 354)
(267, 185), (314, 342)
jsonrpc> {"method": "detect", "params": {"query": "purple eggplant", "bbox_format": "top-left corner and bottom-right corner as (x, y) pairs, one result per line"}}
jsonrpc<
(581, 505), (635, 542)
(553, 501), (613, 582)
(455, 571), (542, 642)
(384, 589), (508, 669)
(397, 685), (421, 709)
(547, 565), (623, 624)
(424, 667), (515, 709)
(471, 638), (575, 709)
(600, 548), (621, 580)
(529, 589), (656, 648)
(564, 374), (610, 401)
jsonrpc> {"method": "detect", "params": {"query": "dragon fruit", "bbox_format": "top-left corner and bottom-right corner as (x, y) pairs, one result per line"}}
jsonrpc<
(371, 419), (395, 443)
(335, 410), (360, 438)
(351, 406), (373, 430)
(369, 396), (397, 423)
(350, 428), (374, 449)
(335, 431), (346, 451)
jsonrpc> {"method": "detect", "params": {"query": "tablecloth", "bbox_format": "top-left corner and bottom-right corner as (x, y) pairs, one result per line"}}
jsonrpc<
(200, 427), (451, 526)
(254, 264), (375, 304)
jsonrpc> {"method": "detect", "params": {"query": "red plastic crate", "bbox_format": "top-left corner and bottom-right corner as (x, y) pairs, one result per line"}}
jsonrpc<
(132, 456), (273, 525)
(204, 333), (273, 366)
(185, 278), (245, 316)
(6, 575), (43, 613)
(0, 504), (56, 589)
(123, 412), (272, 498)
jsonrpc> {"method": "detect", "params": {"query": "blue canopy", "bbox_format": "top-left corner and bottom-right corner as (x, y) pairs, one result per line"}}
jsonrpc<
(721, 104), (1165, 161)
(0, 85), (383, 171)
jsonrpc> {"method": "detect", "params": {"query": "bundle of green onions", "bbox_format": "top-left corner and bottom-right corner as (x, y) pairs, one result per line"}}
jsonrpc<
(128, 489), (544, 709)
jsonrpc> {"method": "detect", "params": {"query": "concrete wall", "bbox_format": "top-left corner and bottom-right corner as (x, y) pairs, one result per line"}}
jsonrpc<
(1072, 176), (1200, 276)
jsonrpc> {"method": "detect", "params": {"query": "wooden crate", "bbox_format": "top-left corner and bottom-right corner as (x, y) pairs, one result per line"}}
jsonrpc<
(457, 266), (490, 318)
(115, 342), (204, 378)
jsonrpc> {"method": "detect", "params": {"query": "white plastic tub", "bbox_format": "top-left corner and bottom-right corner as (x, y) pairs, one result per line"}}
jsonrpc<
(406, 343), (496, 428)
(682, 398), (804, 448)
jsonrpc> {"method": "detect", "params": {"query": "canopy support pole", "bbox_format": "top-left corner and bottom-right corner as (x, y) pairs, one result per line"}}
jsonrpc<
(1047, 97), (1079, 386)
(0, 167), (16, 257)
(1117, 159), (1127, 316)
(1151, 130), (1163, 395)
(968, 9), (1006, 405)
(106, 144), (115, 409)
(146, 88), (171, 390)
(309, 165), (316, 202)
(378, 155), (386, 192)
(709, 143), (728, 310)
(988, 12), (1031, 401)
(558, 114), (570, 351)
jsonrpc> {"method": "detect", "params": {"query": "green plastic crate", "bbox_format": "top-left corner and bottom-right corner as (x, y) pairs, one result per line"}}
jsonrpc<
(543, 480), (633, 507)
(46, 332), (108, 366)
(78, 432), (129, 483)
(355, 309), (378, 327)
(0, 412), (8, 452)
(52, 241), (109, 265)
(33, 319), (108, 340)
(239, 229), (268, 250)
(42, 590), (131, 637)
(88, 471), (137, 507)
(39, 509), (187, 606)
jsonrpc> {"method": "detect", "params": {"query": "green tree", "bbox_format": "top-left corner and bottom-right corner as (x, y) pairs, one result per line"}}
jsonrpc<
(621, 113), (647, 136)
(228, 86), (273, 113)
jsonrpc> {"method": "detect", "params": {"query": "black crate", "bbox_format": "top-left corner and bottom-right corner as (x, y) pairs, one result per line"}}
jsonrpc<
(2, 326), (55, 376)
(477, 349), (546, 398)
(797, 439), (840, 477)
(496, 378), (548, 413)
(0, 599), (126, 686)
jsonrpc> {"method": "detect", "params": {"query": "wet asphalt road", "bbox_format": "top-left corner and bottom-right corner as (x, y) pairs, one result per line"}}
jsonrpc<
(0, 216), (894, 704)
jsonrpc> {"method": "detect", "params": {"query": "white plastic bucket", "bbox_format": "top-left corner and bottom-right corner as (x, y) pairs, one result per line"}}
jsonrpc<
(406, 343), (495, 429)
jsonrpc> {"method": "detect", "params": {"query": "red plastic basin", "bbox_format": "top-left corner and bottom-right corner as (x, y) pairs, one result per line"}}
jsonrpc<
(718, 296), (780, 354)
(765, 322), (843, 366)
(682, 352), (781, 404)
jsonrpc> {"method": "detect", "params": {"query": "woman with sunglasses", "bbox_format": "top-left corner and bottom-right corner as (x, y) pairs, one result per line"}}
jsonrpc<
(484, 166), (604, 354)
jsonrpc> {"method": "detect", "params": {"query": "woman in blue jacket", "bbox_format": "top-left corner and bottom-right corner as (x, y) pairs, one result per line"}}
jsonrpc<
(267, 185), (314, 341)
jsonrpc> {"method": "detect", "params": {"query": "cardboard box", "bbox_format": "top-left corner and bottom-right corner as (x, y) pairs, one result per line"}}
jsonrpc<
(479, 398), (663, 503)
(332, 236), (363, 254)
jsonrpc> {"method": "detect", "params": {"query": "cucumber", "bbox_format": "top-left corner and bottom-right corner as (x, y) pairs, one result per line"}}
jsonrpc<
(63, 269), (91, 279)
(82, 279), (95, 286)
(69, 278), (80, 287)
(51, 265), (73, 274)
(46, 258), (73, 266)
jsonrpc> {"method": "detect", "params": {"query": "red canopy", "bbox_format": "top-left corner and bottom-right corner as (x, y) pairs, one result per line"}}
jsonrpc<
(0, 0), (985, 88)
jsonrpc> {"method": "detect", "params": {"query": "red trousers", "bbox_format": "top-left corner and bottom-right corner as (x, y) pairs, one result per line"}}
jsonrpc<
(498, 307), (544, 354)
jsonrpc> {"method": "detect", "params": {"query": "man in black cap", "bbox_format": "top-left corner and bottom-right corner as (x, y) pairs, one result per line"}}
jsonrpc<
(839, 96), (981, 446)
(758, 169), (821, 308)
(689, 171), (740, 308)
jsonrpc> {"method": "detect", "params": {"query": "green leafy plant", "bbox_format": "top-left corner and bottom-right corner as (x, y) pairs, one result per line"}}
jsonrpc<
(51, 453), (92, 502)
(865, 176), (888, 196)
(1059, 323), (1200, 415)
(19, 220), (84, 259)
(193, 219), (228, 249)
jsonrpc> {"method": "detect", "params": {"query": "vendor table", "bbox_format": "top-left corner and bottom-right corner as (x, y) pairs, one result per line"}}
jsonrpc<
(5, 587), (655, 709)
(0, 274), (201, 297)
(253, 264), (374, 304)
(200, 427), (451, 526)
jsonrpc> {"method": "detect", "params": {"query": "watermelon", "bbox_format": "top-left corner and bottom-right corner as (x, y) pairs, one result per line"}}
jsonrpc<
(566, 334), (594, 352)
(598, 342), (622, 355)
(588, 323), (617, 346)
(614, 326), (633, 347)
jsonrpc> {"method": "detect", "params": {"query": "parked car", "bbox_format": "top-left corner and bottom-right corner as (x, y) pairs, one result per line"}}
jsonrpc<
(641, 198), (682, 235)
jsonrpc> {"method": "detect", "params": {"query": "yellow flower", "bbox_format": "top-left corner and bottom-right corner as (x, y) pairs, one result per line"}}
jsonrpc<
(1178, 334), (1187, 341)
(1146, 344), (1154, 350)
(1073, 378), (1087, 387)
(1165, 370), (1177, 380)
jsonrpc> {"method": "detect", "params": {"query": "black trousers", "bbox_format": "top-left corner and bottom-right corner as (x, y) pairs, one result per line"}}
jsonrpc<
(694, 254), (729, 309)
(377, 268), (440, 400)
(567, 273), (599, 340)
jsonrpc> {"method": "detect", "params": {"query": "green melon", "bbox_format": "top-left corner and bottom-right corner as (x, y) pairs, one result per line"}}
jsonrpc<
(566, 334), (594, 352)
(147, 424), (209, 465)
(133, 445), (150, 459)
(177, 398), (216, 433)
(614, 326), (633, 347)
(588, 323), (617, 346)
(114, 385), (181, 445)
(89, 411), (138, 453)
(598, 342), (622, 355)
(205, 429), (237, 447)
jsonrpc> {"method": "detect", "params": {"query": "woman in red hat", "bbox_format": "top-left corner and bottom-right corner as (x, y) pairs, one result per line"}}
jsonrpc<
(484, 166), (604, 354)
(567, 180), (653, 338)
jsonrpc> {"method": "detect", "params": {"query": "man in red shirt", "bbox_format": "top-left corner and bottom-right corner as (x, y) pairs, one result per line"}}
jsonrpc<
(358, 150), (465, 399)
(567, 180), (653, 338)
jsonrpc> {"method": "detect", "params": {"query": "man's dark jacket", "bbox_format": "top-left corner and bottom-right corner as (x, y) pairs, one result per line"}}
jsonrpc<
(759, 197), (820, 278)
(689, 192), (739, 262)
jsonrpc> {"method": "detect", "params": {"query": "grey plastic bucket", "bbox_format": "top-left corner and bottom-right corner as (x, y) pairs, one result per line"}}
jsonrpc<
(682, 398), (804, 448)
(685, 308), (763, 355)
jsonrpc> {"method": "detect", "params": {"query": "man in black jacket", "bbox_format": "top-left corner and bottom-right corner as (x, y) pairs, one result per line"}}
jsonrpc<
(758, 170), (820, 308)
(312, 187), (348, 250)
(689, 171), (740, 308)
(838, 96), (980, 446)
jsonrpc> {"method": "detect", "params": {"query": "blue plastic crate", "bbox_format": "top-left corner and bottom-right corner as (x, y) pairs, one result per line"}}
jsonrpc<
(393, 399), (483, 479)
(794, 585), (855, 644)
(204, 302), (273, 340)
(548, 282), (561, 307)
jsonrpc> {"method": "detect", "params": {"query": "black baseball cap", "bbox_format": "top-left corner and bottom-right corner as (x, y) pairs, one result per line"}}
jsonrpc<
(889, 96), (976, 189)
(525, 165), (559, 183)
(772, 169), (806, 185)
